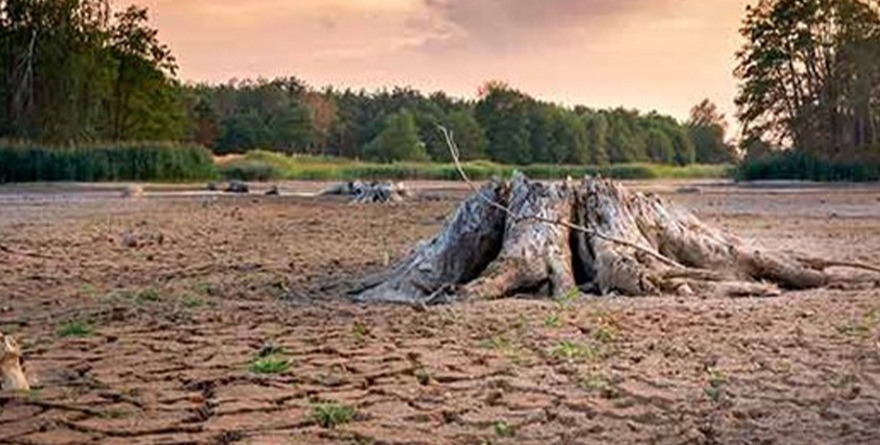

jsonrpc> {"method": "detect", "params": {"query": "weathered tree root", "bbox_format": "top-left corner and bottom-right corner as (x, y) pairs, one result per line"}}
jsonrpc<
(1, 332), (30, 391)
(353, 173), (876, 304)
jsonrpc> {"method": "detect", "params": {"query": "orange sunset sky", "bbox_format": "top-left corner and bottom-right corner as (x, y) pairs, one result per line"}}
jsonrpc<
(134, 0), (754, 129)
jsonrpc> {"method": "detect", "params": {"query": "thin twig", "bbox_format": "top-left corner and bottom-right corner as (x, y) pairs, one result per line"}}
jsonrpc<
(437, 125), (685, 269)
(796, 257), (880, 275)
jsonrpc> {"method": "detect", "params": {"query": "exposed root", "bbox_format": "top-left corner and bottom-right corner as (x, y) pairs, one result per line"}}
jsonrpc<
(1, 332), (30, 391)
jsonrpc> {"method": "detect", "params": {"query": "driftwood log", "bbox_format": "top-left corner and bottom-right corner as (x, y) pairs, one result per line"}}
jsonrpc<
(353, 173), (867, 305)
(321, 181), (411, 204)
(1, 333), (29, 391)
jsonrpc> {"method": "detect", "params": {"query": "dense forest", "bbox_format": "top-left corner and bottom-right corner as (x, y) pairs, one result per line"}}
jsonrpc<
(0, 0), (737, 167)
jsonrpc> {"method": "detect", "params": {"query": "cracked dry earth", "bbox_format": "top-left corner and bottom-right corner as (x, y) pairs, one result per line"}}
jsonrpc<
(0, 182), (879, 445)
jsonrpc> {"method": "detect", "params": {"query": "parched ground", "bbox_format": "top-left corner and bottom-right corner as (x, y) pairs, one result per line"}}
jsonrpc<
(0, 181), (878, 445)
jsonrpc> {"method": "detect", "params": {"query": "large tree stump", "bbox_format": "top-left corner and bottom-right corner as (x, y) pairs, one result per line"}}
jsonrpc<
(353, 174), (849, 304)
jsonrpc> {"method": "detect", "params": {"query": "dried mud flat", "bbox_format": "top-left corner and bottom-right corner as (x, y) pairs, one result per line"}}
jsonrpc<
(0, 181), (879, 445)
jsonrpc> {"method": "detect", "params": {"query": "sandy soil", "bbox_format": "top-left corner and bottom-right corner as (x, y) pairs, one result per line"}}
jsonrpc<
(0, 181), (879, 445)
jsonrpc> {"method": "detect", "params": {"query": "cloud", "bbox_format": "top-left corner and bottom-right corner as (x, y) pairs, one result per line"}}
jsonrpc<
(416, 0), (675, 51)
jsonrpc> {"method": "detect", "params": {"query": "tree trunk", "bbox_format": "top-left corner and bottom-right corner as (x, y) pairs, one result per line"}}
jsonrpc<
(459, 173), (575, 300)
(352, 175), (838, 304)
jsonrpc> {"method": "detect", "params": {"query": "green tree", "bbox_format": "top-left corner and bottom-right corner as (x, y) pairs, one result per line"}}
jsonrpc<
(108, 5), (181, 141)
(364, 110), (428, 163)
(688, 99), (736, 164)
(216, 110), (270, 153)
(645, 128), (676, 164)
(475, 82), (532, 164)
(735, 0), (880, 157)
(437, 109), (487, 161)
(585, 113), (611, 166)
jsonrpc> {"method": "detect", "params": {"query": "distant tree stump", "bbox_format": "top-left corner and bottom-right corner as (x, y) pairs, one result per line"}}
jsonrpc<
(225, 181), (249, 194)
(353, 173), (842, 304)
(321, 181), (412, 204)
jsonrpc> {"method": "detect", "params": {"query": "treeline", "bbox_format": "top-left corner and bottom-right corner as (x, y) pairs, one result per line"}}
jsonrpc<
(187, 79), (738, 166)
(736, 0), (880, 180)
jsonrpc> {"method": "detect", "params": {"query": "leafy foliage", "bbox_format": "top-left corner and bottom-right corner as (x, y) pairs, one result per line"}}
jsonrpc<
(0, 1), (185, 143)
(364, 110), (428, 163)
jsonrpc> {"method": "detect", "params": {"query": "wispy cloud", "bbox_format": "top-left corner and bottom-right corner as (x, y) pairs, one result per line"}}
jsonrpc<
(415, 0), (676, 52)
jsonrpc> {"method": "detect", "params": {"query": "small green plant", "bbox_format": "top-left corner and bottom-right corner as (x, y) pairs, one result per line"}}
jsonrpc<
(707, 368), (727, 388)
(837, 309), (878, 340)
(581, 371), (617, 398)
(544, 313), (563, 328)
(181, 296), (205, 309)
(554, 287), (580, 311)
(704, 386), (721, 403)
(550, 341), (596, 361)
(249, 355), (290, 374)
(415, 368), (431, 386)
(312, 402), (357, 428)
(592, 312), (621, 343)
(480, 334), (511, 350)
(57, 321), (94, 338)
(704, 367), (727, 403)
(135, 287), (161, 304)
(352, 322), (370, 342)
(493, 421), (515, 437)
(194, 282), (213, 296)
(593, 325), (617, 344)
(480, 334), (529, 365)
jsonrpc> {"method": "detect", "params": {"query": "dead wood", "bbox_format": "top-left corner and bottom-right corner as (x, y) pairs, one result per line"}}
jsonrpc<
(353, 181), (506, 304)
(321, 181), (411, 203)
(1, 332), (30, 391)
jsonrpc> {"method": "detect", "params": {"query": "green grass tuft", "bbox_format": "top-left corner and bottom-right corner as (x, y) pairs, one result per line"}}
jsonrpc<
(248, 355), (291, 374)
(57, 322), (94, 338)
(311, 402), (357, 428)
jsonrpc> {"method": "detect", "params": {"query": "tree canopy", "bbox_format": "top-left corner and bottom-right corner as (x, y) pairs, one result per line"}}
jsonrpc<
(736, 0), (880, 159)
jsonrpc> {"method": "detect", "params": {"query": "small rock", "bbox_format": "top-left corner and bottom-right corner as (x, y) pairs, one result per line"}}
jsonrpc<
(121, 231), (138, 248)
(121, 184), (144, 199)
